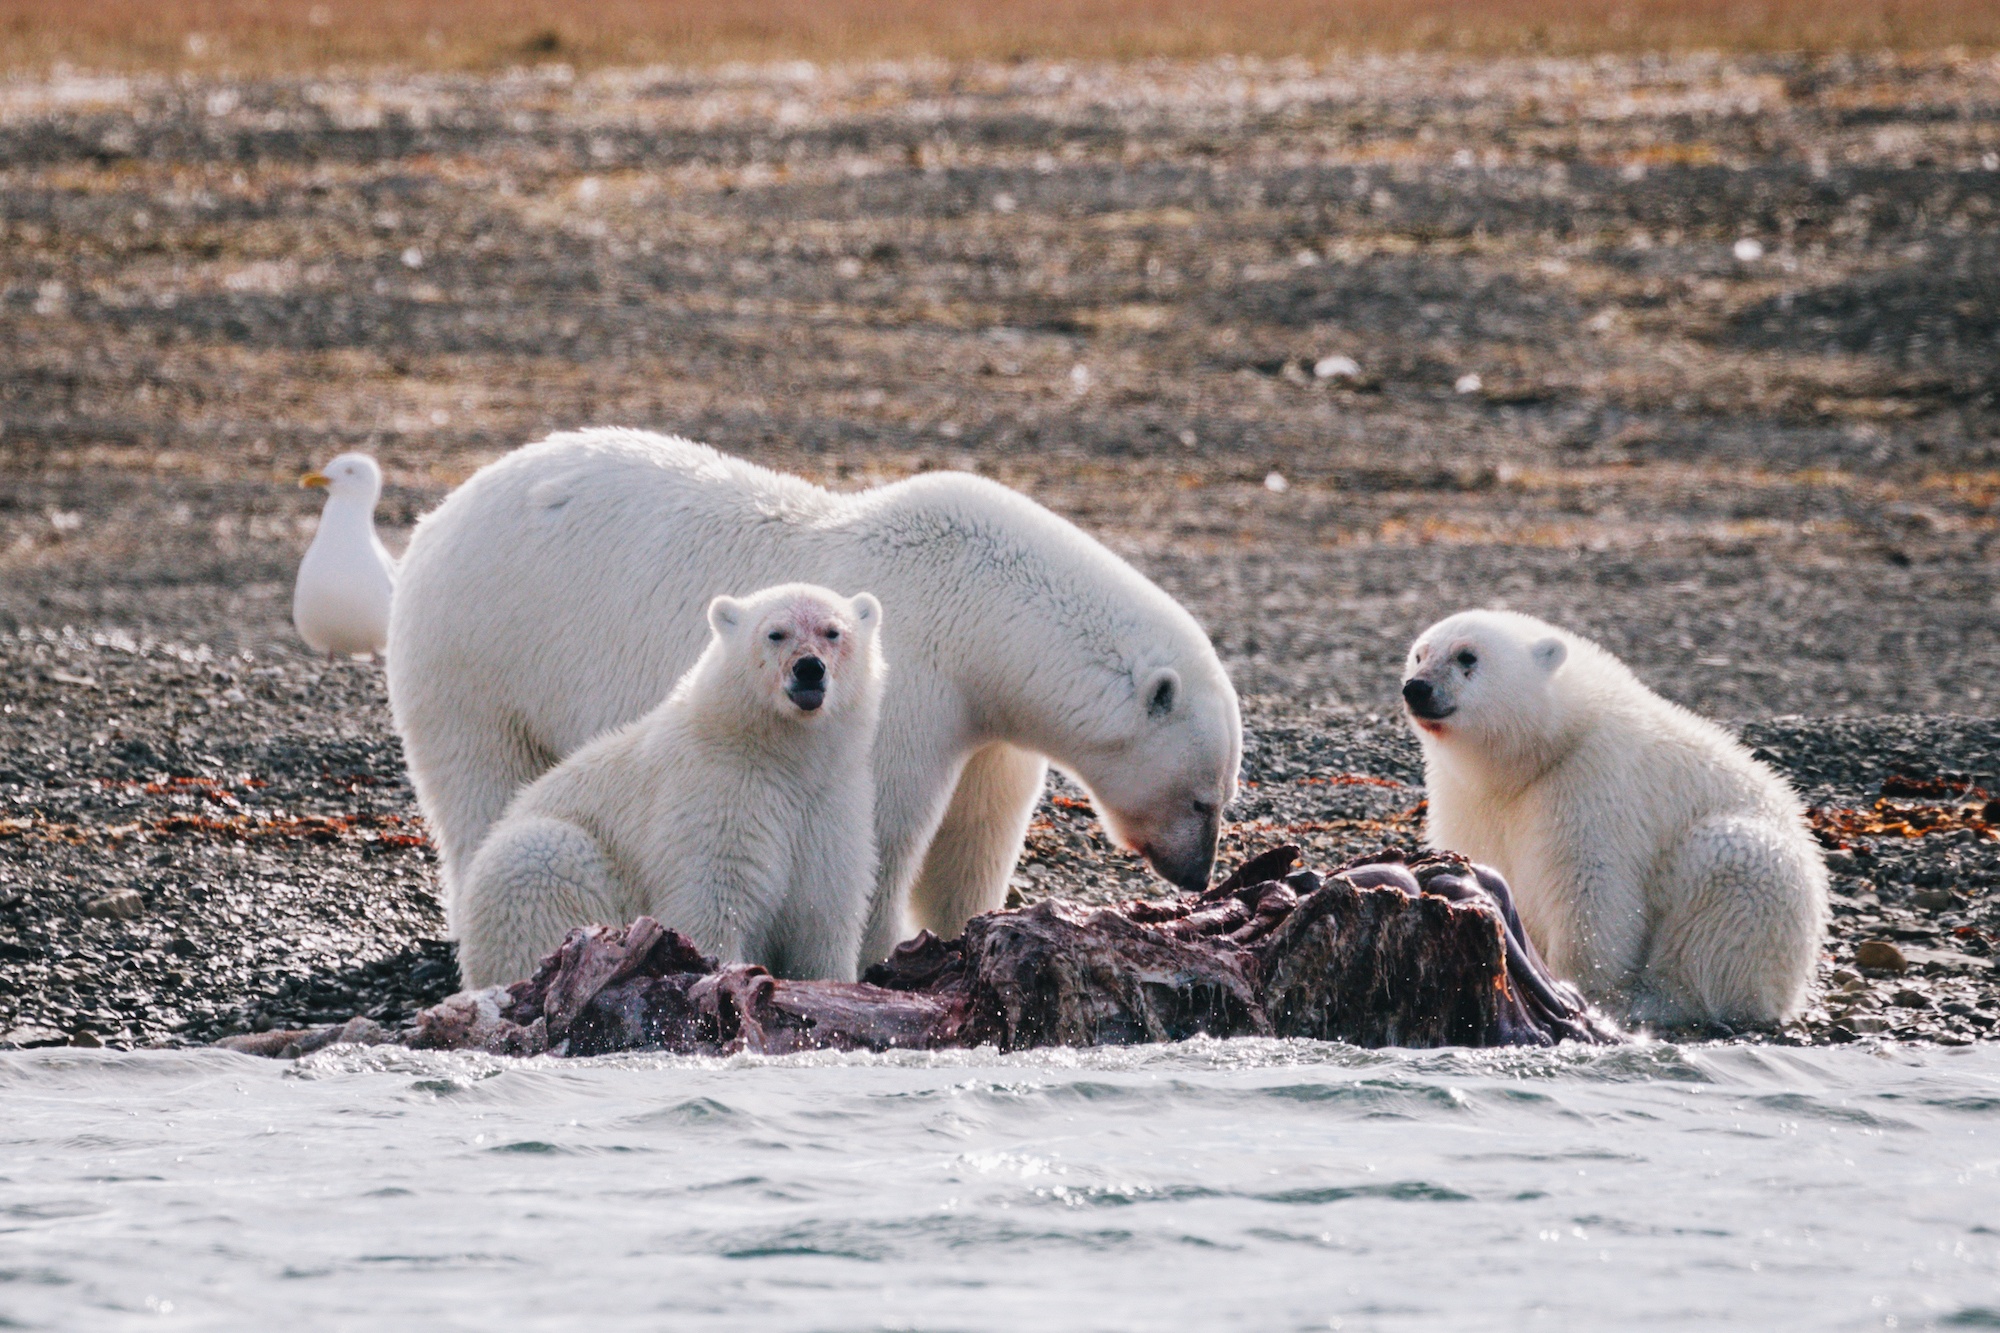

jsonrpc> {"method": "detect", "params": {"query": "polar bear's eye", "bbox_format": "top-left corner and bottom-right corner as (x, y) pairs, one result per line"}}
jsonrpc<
(1455, 650), (1478, 671)
(825, 628), (840, 640)
(768, 630), (787, 642)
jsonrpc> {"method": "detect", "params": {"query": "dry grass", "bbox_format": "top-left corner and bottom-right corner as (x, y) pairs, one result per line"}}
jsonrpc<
(2, 0), (1996, 71)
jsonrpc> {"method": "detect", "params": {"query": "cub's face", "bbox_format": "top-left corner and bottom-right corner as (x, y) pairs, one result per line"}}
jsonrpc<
(1400, 611), (1568, 748)
(708, 587), (882, 721)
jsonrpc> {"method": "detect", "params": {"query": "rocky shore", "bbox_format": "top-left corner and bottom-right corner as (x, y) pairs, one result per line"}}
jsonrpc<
(0, 627), (1991, 1049)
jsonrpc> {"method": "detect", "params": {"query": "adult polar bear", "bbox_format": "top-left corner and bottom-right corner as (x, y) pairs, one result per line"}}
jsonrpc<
(387, 429), (1241, 970)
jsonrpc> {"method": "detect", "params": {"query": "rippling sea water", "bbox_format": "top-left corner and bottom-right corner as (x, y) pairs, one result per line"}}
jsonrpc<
(2, 1041), (1996, 1331)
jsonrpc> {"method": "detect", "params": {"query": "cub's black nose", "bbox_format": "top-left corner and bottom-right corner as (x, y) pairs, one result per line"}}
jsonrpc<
(786, 656), (828, 711)
(1402, 678), (1452, 720)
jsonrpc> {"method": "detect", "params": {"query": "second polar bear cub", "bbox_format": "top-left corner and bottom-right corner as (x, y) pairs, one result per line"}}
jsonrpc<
(1402, 610), (1826, 1028)
(454, 583), (885, 990)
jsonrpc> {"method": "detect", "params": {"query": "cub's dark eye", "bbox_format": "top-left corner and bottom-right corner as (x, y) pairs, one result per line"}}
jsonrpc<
(1455, 650), (1478, 670)
(768, 630), (787, 642)
(825, 628), (840, 640)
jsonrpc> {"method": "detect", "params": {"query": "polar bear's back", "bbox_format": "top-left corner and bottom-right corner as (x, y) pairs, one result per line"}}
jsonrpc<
(1558, 638), (1809, 835)
(393, 431), (842, 755)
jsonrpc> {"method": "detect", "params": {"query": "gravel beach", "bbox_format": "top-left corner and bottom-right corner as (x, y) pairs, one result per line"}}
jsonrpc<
(0, 53), (1994, 1048)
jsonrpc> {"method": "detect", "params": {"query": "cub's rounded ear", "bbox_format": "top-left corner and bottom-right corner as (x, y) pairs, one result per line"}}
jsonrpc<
(1140, 666), (1180, 718)
(1531, 637), (1568, 673)
(849, 592), (881, 627)
(707, 596), (744, 635)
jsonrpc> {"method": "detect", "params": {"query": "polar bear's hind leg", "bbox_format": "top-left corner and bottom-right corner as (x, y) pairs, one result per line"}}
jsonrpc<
(454, 815), (624, 989)
(1635, 816), (1821, 1028)
(403, 705), (560, 934)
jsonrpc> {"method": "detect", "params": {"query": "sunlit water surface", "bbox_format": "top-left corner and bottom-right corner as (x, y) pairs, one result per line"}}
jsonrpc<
(2, 1040), (1996, 1331)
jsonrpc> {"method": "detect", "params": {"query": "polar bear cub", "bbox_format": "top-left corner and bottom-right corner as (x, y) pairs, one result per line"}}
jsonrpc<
(1401, 609), (1827, 1028)
(454, 583), (886, 989)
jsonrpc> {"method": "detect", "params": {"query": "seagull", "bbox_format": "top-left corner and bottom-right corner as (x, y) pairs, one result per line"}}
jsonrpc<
(292, 452), (396, 660)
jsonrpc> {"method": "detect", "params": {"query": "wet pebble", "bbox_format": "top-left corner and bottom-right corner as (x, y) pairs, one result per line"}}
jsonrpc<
(0, 1024), (68, 1048)
(1854, 940), (1908, 974)
(84, 889), (144, 920)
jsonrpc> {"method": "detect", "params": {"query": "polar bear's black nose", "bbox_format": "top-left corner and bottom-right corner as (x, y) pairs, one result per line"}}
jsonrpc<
(1402, 678), (1452, 719)
(786, 656), (828, 711)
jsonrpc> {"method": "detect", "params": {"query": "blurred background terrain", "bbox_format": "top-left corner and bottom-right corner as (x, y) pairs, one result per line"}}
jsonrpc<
(2, 36), (1995, 714)
(5, 0), (2000, 67)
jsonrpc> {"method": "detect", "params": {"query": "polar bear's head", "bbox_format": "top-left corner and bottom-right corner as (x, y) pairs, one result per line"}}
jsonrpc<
(706, 583), (883, 723)
(1399, 609), (1579, 762)
(1058, 656), (1242, 895)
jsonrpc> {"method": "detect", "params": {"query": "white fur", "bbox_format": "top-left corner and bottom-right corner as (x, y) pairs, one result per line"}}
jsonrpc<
(454, 584), (885, 989)
(387, 430), (1240, 969)
(1402, 609), (1828, 1027)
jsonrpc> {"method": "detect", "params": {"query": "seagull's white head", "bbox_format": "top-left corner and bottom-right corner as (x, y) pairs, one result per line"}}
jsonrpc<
(300, 452), (383, 505)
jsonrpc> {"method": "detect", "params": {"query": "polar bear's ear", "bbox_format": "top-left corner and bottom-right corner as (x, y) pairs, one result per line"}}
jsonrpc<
(849, 592), (881, 627)
(1531, 637), (1567, 673)
(1141, 666), (1180, 718)
(708, 596), (743, 636)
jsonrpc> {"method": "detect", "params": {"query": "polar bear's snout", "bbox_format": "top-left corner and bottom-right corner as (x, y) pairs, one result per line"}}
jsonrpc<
(1146, 801), (1221, 892)
(1100, 795), (1222, 893)
(1401, 677), (1455, 722)
(786, 656), (828, 711)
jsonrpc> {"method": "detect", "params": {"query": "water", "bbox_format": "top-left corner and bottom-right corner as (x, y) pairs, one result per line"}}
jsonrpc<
(2, 1041), (1996, 1332)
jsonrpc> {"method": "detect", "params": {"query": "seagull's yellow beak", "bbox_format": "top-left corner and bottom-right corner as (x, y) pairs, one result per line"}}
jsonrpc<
(300, 471), (330, 490)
